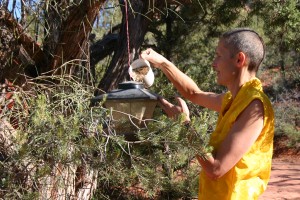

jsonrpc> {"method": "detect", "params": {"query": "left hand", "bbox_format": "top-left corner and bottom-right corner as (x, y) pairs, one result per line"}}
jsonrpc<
(158, 96), (190, 123)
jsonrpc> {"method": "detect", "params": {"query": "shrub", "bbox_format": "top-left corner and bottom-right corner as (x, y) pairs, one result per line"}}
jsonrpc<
(0, 75), (212, 199)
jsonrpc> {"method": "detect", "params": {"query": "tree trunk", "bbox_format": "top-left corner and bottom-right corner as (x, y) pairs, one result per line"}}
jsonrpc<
(95, 0), (191, 92)
(0, 1), (194, 199)
(96, 0), (152, 92)
(38, 157), (98, 200)
(90, 33), (119, 83)
(1, 2), (104, 199)
(0, 8), (46, 84)
(49, 0), (104, 80)
(38, 1), (104, 198)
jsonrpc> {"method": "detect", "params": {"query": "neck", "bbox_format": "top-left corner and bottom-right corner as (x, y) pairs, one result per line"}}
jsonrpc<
(228, 70), (256, 98)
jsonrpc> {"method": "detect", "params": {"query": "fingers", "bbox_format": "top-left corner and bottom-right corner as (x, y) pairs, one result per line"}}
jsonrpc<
(158, 97), (173, 109)
(175, 97), (190, 122)
(175, 97), (184, 112)
(140, 48), (163, 69)
(140, 48), (152, 59)
(175, 97), (189, 113)
(158, 96), (190, 122)
(158, 97), (175, 118)
(157, 97), (175, 118)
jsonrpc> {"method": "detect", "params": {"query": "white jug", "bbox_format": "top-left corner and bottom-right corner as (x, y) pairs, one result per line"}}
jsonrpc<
(129, 58), (154, 88)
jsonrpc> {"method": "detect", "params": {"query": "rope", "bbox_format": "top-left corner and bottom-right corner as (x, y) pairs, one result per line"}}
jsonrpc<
(124, 0), (131, 72)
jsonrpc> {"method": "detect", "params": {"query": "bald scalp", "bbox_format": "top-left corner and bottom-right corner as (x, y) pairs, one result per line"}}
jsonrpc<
(221, 28), (265, 72)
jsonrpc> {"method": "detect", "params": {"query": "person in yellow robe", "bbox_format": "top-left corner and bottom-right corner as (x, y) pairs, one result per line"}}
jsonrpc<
(140, 28), (274, 200)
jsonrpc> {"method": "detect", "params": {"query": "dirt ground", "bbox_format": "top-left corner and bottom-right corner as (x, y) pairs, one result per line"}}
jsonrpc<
(259, 158), (300, 200)
(259, 135), (300, 200)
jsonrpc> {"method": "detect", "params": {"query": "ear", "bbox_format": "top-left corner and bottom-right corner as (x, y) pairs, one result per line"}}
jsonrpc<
(236, 52), (247, 68)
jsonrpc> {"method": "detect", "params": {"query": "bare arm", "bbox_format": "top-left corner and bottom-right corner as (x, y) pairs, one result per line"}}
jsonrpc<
(197, 99), (264, 179)
(140, 48), (223, 112)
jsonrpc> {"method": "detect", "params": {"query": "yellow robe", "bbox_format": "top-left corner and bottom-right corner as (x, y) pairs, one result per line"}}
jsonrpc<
(198, 78), (274, 200)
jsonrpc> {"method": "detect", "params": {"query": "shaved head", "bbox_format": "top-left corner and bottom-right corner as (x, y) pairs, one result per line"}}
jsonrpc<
(221, 28), (265, 72)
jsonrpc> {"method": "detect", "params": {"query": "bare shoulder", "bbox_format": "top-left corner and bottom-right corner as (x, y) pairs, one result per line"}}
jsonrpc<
(237, 99), (264, 125)
(245, 99), (264, 115)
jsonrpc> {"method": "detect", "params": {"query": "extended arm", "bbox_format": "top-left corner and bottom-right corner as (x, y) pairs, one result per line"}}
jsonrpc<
(196, 99), (264, 179)
(140, 48), (224, 112)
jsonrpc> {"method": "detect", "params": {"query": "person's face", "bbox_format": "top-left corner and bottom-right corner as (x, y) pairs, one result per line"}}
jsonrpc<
(212, 40), (238, 87)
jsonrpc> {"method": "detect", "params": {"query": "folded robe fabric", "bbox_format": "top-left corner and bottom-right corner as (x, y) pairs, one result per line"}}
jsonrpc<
(198, 78), (275, 200)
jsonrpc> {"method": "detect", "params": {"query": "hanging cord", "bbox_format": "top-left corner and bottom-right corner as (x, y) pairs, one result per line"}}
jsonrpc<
(124, 0), (131, 73)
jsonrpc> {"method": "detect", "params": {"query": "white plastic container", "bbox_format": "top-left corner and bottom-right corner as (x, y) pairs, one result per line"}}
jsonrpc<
(129, 58), (154, 88)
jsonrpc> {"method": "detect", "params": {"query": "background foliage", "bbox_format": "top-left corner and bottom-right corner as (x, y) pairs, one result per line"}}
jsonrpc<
(0, 0), (299, 199)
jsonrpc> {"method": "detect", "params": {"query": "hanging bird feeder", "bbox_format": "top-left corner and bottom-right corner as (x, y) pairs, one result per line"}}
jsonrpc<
(91, 0), (158, 139)
(91, 81), (158, 139)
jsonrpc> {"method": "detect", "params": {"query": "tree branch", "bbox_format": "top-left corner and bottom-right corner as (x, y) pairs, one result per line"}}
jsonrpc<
(0, 8), (45, 69)
(50, 0), (105, 72)
(90, 33), (118, 67)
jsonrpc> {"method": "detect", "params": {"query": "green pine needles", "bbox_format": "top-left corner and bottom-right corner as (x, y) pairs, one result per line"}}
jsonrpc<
(0, 75), (212, 199)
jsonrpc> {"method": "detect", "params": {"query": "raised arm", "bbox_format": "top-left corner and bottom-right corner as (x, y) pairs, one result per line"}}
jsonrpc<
(140, 48), (224, 112)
